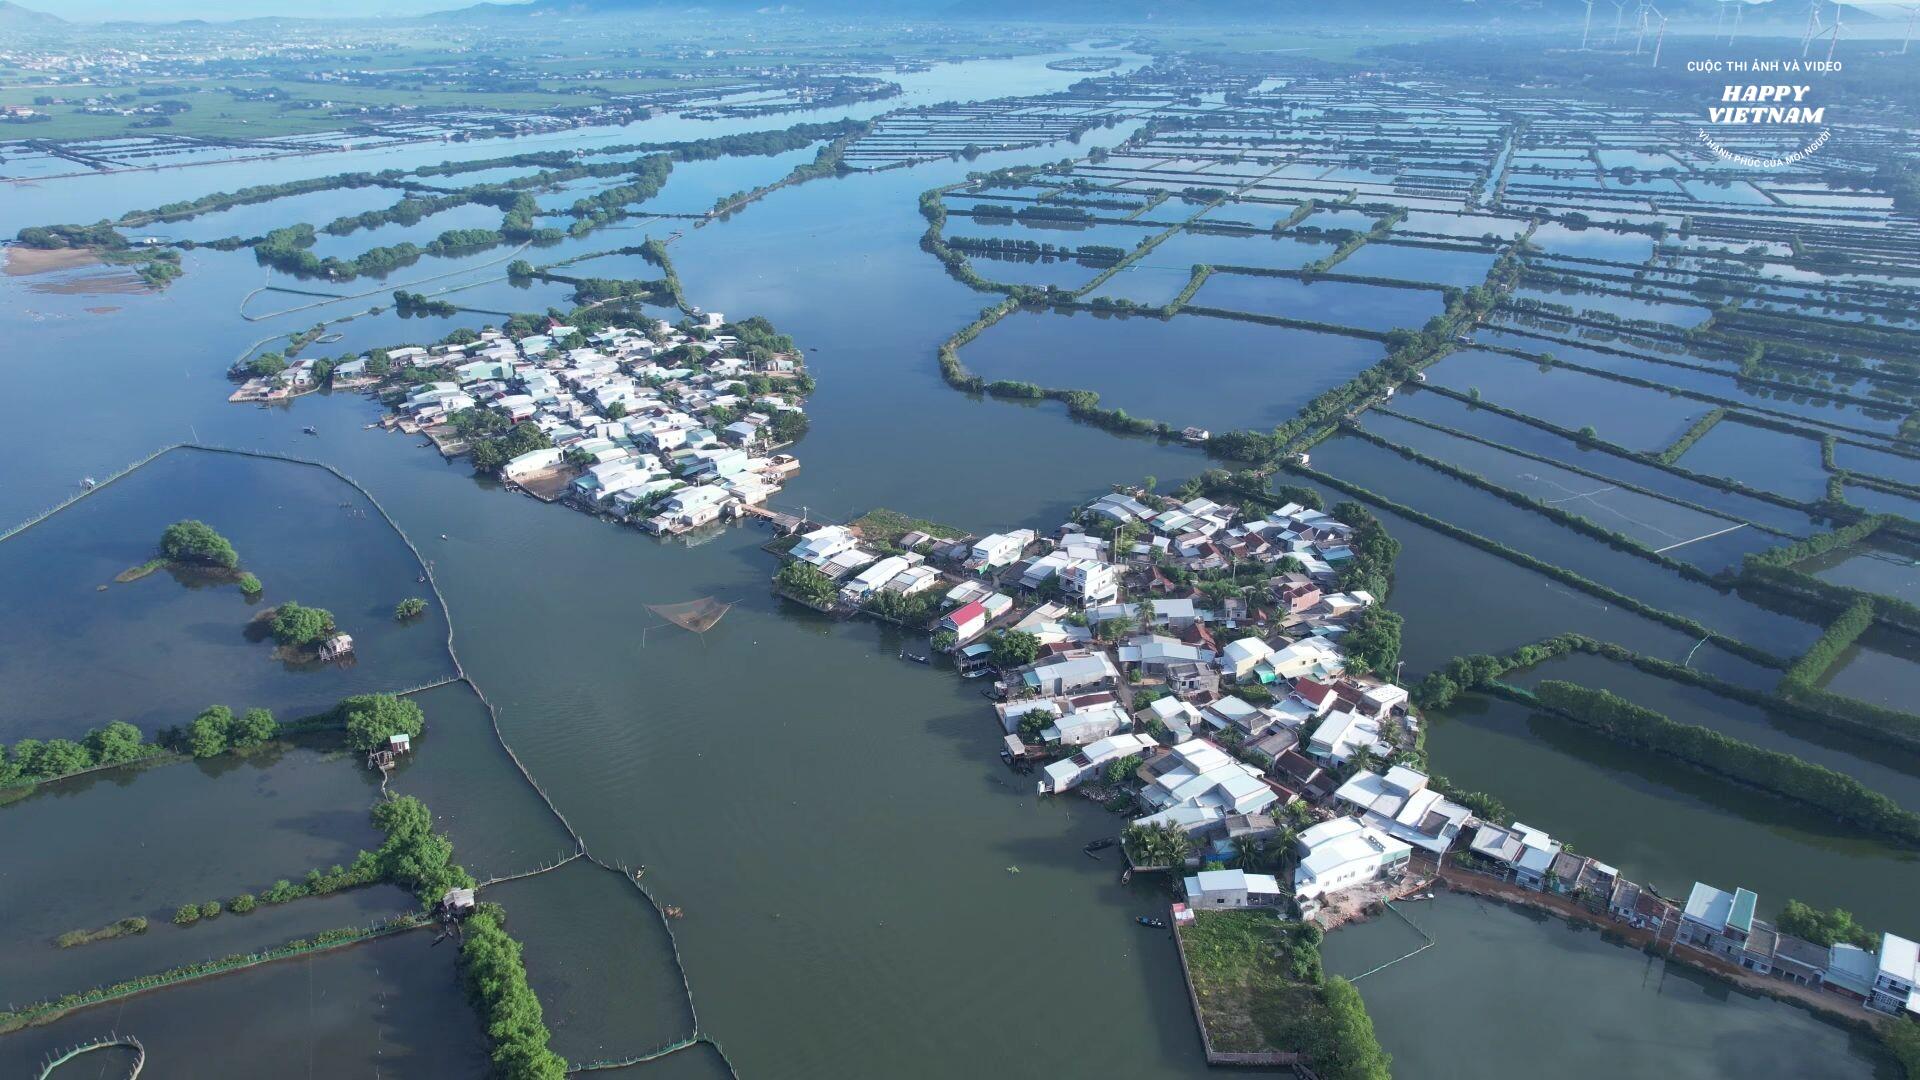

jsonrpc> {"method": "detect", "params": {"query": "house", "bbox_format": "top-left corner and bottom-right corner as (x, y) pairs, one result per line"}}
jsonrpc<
(1679, 882), (1758, 958)
(1037, 732), (1157, 796)
(1271, 749), (1334, 802)
(1305, 709), (1388, 764)
(1119, 634), (1215, 676)
(1060, 560), (1119, 604)
(793, 527), (878, 577)
(1771, 934), (1832, 987)
(840, 555), (911, 601)
(1827, 943), (1880, 1002)
(317, 633), (354, 661)
(1269, 637), (1345, 681)
(1138, 738), (1278, 816)
(1023, 652), (1119, 696)
(1332, 766), (1472, 855)
(1218, 636), (1275, 681)
(1164, 661), (1220, 697)
(1293, 817), (1412, 901)
(941, 601), (989, 643)
(1184, 868), (1286, 909)
(1043, 702), (1129, 746)
(1870, 933), (1920, 1016)
(969, 531), (1030, 570)
(1467, 822), (1561, 889)
(1139, 696), (1202, 741)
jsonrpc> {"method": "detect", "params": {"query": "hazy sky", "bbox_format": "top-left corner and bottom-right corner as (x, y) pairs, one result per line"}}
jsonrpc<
(34, 0), (462, 20)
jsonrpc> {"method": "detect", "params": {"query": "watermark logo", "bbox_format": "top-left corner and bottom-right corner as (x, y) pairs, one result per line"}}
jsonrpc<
(1687, 59), (1836, 168)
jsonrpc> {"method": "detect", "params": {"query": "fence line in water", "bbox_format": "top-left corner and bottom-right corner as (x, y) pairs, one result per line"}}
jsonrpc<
(1, 443), (735, 1078)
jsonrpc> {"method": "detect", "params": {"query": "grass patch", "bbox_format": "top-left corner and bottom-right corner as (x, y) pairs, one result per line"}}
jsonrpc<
(1182, 910), (1329, 1054)
(849, 507), (964, 545)
(56, 917), (149, 949)
(113, 558), (167, 583)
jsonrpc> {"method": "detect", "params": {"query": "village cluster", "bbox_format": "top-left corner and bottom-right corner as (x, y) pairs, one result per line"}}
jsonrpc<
(361, 313), (809, 536)
(775, 489), (1920, 1022)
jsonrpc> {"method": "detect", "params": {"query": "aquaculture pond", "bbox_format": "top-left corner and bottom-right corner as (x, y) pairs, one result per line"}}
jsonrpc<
(1322, 892), (1889, 1080)
(1307, 434), (1828, 661)
(1804, 537), (1920, 606)
(0, 929), (489, 1079)
(1424, 694), (1920, 933)
(1359, 411), (1776, 572)
(1424, 349), (1712, 451)
(1816, 629), (1920, 713)
(1334, 241), (1499, 285)
(1190, 273), (1446, 333)
(0, 448), (456, 741)
(1674, 421), (1832, 505)
(0, 744), (383, 1004)
(959, 307), (1383, 433)
(1504, 649), (1920, 811)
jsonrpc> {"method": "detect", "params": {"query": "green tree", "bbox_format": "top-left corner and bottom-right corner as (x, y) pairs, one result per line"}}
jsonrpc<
(394, 597), (429, 620)
(1776, 900), (1877, 950)
(339, 694), (425, 752)
(229, 893), (257, 914)
(1314, 977), (1392, 1080)
(773, 560), (837, 608)
(85, 721), (146, 765)
(188, 705), (233, 758)
(159, 519), (239, 569)
(271, 601), (334, 646)
(33, 738), (93, 776)
(231, 707), (278, 749)
(989, 629), (1041, 669)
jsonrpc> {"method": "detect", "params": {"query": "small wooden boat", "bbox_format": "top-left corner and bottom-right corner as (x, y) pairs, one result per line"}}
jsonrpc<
(1136, 916), (1167, 929)
(303, 426), (318, 435)
(899, 650), (930, 664)
(1083, 838), (1116, 852)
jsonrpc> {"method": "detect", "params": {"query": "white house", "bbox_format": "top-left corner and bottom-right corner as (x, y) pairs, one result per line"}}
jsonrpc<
(941, 601), (989, 643)
(1332, 766), (1472, 855)
(969, 531), (1031, 570)
(1043, 701), (1129, 746)
(1269, 637), (1345, 682)
(791, 526), (872, 577)
(840, 555), (910, 602)
(1138, 738), (1277, 816)
(1183, 868), (1286, 909)
(1060, 559), (1119, 604)
(1037, 733), (1157, 796)
(1218, 636), (1275, 681)
(1305, 709), (1388, 764)
(1293, 817), (1412, 900)
(1871, 933), (1920, 1016)
(1023, 652), (1119, 696)
(1469, 822), (1562, 890)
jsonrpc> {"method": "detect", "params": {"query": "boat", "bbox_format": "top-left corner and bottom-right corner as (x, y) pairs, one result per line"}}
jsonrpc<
(80, 477), (96, 489)
(303, 426), (318, 435)
(1083, 838), (1115, 852)
(899, 650), (930, 665)
(1136, 916), (1167, 929)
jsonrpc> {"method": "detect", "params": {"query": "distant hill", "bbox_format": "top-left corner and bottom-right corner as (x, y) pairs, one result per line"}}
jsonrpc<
(432, 0), (1849, 25)
(0, 1), (65, 26)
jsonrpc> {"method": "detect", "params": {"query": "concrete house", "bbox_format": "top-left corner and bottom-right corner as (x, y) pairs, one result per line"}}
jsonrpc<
(1332, 766), (1472, 855)
(1037, 732), (1157, 796)
(1023, 652), (1119, 696)
(1293, 817), (1412, 901)
(1679, 882), (1759, 959)
(1871, 933), (1920, 1016)
(1468, 822), (1561, 890)
(1184, 868), (1286, 909)
(941, 601), (989, 643)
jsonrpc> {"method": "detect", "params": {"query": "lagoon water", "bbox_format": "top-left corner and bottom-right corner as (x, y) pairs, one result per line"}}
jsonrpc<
(0, 46), (1906, 1078)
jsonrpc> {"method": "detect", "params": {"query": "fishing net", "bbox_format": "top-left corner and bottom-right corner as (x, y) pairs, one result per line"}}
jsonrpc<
(645, 597), (734, 634)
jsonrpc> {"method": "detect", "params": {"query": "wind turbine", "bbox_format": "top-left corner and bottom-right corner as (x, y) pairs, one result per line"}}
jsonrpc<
(1904, 5), (1919, 54)
(1802, 0), (1826, 57)
(1610, 0), (1632, 43)
(1827, 1), (1843, 62)
(1581, 0), (1596, 49)
(1728, 0), (1744, 45)
(1651, 7), (1670, 65)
